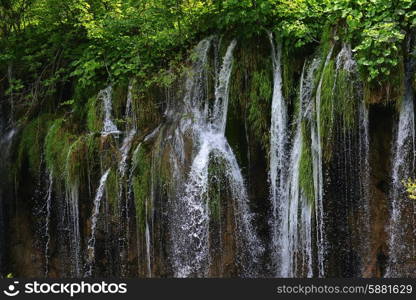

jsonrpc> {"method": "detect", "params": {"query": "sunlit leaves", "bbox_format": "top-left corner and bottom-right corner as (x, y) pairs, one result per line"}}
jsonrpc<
(328, 0), (414, 84)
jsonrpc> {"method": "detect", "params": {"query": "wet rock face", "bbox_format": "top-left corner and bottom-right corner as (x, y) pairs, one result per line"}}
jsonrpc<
(364, 104), (394, 277)
(2, 35), (416, 278)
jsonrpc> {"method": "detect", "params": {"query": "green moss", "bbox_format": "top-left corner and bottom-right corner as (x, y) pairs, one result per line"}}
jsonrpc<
(44, 118), (76, 179)
(318, 59), (335, 163)
(87, 96), (102, 132)
(133, 85), (161, 131)
(72, 82), (99, 123)
(64, 134), (99, 187)
(132, 145), (151, 235)
(105, 168), (119, 211)
(318, 26), (334, 64)
(65, 136), (86, 186)
(228, 41), (273, 159)
(17, 114), (53, 175)
(248, 70), (272, 152)
(299, 120), (315, 206)
(334, 69), (357, 130)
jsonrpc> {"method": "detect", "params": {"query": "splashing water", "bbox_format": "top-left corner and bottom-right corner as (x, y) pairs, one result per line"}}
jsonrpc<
(212, 40), (237, 132)
(99, 86), (120, 135)
(272, 57), (319, 277)
(119, 129), (137, 178)
(267, 32), (288, 275)
(172, 39), (263, 277)
(268, 34), (288, 267)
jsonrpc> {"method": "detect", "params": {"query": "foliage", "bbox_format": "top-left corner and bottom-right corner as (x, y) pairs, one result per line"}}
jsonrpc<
(2, 0), (414, 111)
(328, 0), (416, 85)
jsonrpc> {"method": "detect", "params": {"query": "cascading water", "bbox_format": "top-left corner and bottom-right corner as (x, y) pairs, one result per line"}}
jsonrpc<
(99, 86), (120, 135)
(0, 127), (17, 275)
(172, 38), (263, 277)
(311, 44), (334, 278)
(268, 33), (289, 275)
(44, 172), (53, 277)
(387, 48), (416, 277)
(7, 32), (416, 279)
(119, 129), (137, 178)
(118, 82), (137, 276)
(271, 54), (319, 277)
(332, 43), (371, 275)
(65, 181), (81, 276)
(86, 168), (111, 277)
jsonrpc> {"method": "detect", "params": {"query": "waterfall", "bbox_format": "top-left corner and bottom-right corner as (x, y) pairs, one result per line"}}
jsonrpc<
(311, 44), (334, 278)
(268, 31), (290, 276)
(86, 168), (111, 277)
(172, 38), (263, 277)
(66, 184), (81, 276)
(290, 62), (317, 278)
(118, 82), (137, 276)
(358, 94), (371, 272)
(119, 129), (137, 178)
(44, 172), (53, 277)
(268, 33), (289, 275)
(212, 40), (237, 132)
(125, 82), (135, 130)
(270, 54), (319, 277)
(99, 86), (120, 135)
(280, 109), (302, 277)
(268, 33), (314, 278)
(145, 220), (151, 277)
(299, 58), (322, 278)
(387, 53), (416, 277)
(168, 37), (212, 277)
(0, 127), (17, 275)
(335, 43), (371, 274)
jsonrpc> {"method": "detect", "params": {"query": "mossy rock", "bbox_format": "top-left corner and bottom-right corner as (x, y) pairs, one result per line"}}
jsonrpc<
(44, 118), (77, 179)
(16, 114), (54, 176)
(86, 96), (103, 133)
(132, 144), (152, 235)
(299, 120), (315, 206)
